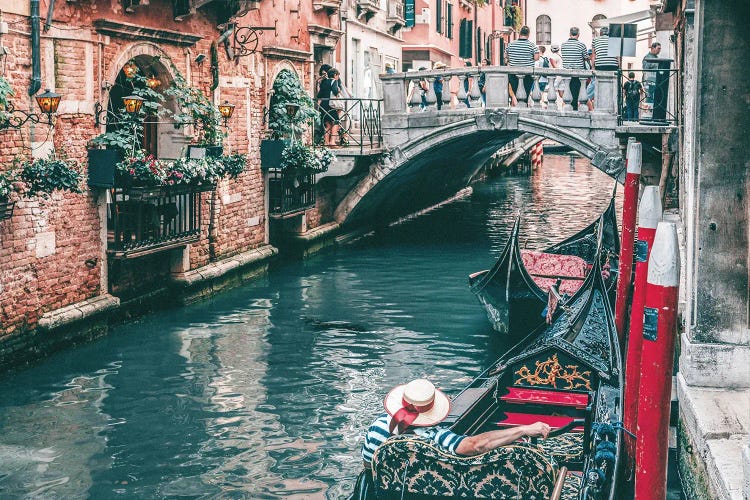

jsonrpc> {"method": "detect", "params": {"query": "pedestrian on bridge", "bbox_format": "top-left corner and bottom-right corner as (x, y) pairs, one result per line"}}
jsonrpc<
(560, 27), (589, 110)
(504, 25), (539, 106)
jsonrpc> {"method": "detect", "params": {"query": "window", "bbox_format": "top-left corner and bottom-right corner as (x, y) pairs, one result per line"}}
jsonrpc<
(436, 0), (442, 33)
(446, 3), (453, 39)
(476, 27), (482, 61)
(459, 19), (473, 59)
(535, 15), (551, 46)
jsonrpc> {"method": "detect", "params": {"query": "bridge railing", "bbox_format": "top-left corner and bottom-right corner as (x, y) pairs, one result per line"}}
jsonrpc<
(380, 66), (618, 115)
(316, 98), (383, 153)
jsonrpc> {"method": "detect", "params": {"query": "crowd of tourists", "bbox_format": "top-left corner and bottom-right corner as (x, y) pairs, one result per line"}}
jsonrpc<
(407, 25), (663, 120)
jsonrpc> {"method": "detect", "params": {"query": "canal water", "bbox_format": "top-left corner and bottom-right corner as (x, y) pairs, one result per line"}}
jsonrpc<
(0, 155), (622, 499)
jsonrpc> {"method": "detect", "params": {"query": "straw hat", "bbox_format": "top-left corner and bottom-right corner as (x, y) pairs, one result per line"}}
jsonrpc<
(550, 44), (560, 52)
(384, 379), (451, 432)
(433, 62), (446, 70)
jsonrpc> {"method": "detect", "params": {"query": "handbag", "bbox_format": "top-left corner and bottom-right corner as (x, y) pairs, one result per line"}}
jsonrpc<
(329, 83), (350, 110)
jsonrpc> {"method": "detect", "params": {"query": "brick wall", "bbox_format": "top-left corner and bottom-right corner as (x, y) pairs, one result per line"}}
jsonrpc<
(0, 0), (336, 341)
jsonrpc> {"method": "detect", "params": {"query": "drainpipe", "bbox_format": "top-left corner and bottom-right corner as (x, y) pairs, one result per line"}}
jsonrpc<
(29, 0), (41, 96)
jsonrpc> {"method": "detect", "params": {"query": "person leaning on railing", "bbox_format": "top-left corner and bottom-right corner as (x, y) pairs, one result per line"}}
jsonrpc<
(642, 42), (662, 105)
(504, 25), (539, 106)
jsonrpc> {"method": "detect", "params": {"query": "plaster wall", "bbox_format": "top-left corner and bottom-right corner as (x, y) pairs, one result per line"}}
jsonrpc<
(525, 0), (654, 70)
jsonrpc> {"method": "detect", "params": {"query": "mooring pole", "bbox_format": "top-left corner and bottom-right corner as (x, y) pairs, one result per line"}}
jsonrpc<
(614, 139), (641, 343)
(623, 186), (662, 475)
(635, 221), (680, 500)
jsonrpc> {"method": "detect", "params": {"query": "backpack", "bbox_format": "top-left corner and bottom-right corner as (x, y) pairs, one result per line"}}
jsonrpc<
(541, 56), (550, 68)
(626, 81), (641, 100)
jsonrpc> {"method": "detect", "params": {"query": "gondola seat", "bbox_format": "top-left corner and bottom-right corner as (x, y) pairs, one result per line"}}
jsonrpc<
(520, 250), (588, 279)
(372, 435), (557, 499)
(537, 432), (585, 464)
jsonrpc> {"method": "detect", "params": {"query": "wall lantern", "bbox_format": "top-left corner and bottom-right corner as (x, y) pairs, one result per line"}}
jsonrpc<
(145, 75), (161, 89)
(123, 61), (139, 79)
(218, 100), (235, 126)
(122, 95), (144, 114)
(0, 88), (62, 130)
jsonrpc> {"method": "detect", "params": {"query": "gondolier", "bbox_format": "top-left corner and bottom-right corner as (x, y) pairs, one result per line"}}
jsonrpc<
(353, 378), (550, 498)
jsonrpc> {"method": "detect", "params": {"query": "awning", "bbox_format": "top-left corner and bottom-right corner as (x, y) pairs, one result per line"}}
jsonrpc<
(590, 9), (653, 28)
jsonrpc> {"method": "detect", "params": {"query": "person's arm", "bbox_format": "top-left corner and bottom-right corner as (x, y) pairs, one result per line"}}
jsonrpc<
(455, 422), (550, 456)
(590, 46), (596, 67)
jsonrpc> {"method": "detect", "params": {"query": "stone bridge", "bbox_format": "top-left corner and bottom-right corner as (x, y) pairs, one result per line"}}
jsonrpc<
(332, 66), (632, 226)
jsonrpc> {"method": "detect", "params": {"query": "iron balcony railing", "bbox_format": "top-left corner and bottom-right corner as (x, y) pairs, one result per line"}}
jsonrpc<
(317, 98), (383, 153)
(107, 186), (205, 258)
(268, 170), (316, 217)
(616, 67), (678, 126)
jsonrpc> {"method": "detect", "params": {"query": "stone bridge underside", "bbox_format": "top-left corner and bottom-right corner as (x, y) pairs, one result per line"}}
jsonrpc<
(335, 109), (625, 226)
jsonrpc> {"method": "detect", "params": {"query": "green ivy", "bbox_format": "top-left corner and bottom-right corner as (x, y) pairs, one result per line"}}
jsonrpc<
(165, 75), (223, 146)
(17, 151), (83, 198)
(0, 169), (19, 200)
(0, 76), (14, 126)
(280, 142), (335, 174)
(268, 69), (318, 140)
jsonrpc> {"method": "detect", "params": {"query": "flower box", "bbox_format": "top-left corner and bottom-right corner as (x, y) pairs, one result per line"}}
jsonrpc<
(187, 145), (223, 159)
(0, 199), (14, 221)
(87, 148), (123, 188)
(261, 139), (290, 169)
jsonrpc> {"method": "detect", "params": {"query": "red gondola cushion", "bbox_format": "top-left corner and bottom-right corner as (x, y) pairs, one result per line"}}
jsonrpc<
(500, 387), (588, 409)
(496, 412), (585, 431)
(521, 250), (588, 279)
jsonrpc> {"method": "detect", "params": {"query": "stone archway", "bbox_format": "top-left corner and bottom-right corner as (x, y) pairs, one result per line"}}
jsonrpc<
(335, 115), (624, 225)
(103, 44), (188, 160)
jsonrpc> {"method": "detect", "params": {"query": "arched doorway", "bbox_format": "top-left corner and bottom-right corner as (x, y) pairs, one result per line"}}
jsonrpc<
(104, 55), (185, 160)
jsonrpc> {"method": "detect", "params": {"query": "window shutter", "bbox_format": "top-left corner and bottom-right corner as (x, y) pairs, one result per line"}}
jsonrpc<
(436, 0), (442, 34)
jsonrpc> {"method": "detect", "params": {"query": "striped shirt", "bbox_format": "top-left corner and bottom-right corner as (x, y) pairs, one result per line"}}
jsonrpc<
(361, 413), (466, 463)
(506, 38), (539, 67)
(592, 36), (618, 69)
(561, 38), (588, 69)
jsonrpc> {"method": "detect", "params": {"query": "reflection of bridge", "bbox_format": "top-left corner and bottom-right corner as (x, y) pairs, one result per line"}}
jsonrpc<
(328, 66), (673, 226)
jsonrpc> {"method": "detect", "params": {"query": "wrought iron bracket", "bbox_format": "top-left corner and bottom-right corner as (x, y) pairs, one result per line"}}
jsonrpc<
(0, 102), (53, 130)
(94, 101), (122, 127)
(233, 23), (276, 58)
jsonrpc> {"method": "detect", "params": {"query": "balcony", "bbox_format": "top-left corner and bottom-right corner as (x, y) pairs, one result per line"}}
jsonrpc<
(107, 186), (207, 258)
(387, 0), (405, 31)
(268, 170), (316, 218)
(357, 0), (380, 22)
(313, 0), (341, 14)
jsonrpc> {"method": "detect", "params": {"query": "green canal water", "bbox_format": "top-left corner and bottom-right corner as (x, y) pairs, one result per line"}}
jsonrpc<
(0, 156), (623, 498)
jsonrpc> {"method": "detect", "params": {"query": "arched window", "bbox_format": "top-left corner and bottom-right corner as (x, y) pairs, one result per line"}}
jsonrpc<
(536, 15), (551, 46)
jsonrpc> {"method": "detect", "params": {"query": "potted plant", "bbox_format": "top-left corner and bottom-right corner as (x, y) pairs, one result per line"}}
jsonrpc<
(17, 150), (83, 198)
(166, 76), (224, 159)
(279, 142), (335, 175)
(0, 169), (18, 221)
(216, 153), (248, 180)
(262, 69), (318, 168)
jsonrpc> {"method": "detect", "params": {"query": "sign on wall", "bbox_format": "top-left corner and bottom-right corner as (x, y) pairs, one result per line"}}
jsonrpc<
(608, 23), (637, 57)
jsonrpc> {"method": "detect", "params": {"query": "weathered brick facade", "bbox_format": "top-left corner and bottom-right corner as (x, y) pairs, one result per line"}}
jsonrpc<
(0, 0), (341, 367)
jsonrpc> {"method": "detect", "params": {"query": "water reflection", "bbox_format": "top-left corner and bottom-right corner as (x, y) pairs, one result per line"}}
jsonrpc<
(0, 154), (619, 498)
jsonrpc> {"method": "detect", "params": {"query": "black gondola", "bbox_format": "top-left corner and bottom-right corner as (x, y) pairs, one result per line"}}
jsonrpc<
(468, 194), (619, 341)
(353, 218), (623, 500)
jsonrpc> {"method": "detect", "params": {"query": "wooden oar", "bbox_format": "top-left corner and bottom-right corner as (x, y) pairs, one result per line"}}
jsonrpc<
(550, 465), (568, 500)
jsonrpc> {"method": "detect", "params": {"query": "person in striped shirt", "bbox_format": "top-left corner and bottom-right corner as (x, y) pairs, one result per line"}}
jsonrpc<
(361, 378), (550, 466)
(560, 27), (589, 110)
(504, 26), (539, 106)
(591, 26), (619, 71)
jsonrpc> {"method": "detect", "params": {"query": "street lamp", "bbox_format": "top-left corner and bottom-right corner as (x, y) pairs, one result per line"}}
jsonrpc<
(0, 88), (62, 130)
(218, 100), (235, 126)
(284, 102), (300, 119)
(122, 95), (144, 114)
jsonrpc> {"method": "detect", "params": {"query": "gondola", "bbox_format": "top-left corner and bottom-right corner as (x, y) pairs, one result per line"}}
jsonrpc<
(468, 193), (619, 341)
(353, 219), (623, 499)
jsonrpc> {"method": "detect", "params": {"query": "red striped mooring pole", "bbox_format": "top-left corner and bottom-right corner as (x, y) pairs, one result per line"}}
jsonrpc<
(635, 221), (680, 500)
(531, 141), (544, 169)
(614, 139), (641, 344)
(623, 186), (662, 474)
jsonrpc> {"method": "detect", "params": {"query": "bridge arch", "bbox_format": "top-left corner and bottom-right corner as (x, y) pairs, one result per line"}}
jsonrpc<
(335, 112), (624, 226)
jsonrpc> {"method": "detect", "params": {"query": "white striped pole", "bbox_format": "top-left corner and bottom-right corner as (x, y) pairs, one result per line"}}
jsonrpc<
(623, 186), (662, 474)
(635, 221), (680, 500)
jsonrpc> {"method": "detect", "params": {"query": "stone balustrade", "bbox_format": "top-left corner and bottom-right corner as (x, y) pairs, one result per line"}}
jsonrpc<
(381, 66), (617, 115)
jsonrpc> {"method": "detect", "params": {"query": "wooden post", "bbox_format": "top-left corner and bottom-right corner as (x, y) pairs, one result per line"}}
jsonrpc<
(635, 221), (680, 500)
(623, 185), (662, 475)
(614, 139), (641, 343)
